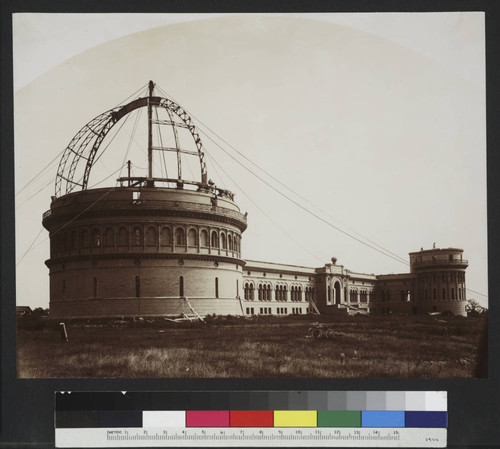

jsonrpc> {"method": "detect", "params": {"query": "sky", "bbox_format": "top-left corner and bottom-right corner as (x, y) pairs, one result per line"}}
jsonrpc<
(13, 12), (488, 309)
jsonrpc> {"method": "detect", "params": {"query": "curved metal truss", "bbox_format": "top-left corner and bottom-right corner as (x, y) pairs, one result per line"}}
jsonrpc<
(55, 95), (208, 197)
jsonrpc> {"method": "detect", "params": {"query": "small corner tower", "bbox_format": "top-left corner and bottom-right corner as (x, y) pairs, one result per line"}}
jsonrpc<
(409, 246), (468, 316)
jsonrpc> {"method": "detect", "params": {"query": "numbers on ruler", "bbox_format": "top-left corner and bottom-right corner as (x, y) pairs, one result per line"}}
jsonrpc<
(105, 427), (410, 443)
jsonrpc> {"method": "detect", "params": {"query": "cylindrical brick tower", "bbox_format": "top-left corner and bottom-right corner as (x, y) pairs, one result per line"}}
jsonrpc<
(409, 246), (468, 316)
(42, 82), (247, 318)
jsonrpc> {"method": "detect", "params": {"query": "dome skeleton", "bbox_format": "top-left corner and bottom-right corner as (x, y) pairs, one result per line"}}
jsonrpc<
(55, 81), (233, 199)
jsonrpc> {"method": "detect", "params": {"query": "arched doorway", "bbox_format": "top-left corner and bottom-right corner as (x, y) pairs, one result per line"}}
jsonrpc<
(334, 281), (341, 304)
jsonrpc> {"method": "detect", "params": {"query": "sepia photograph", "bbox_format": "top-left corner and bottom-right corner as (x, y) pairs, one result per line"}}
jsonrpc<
(14, 12), (488, 378)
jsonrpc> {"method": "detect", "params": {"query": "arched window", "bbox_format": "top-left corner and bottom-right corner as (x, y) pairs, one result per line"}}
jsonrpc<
(228, 234), (233, 251)
(147, 226), (157, 245)
(283, 286), (288, 301)
(211, 231), (219, 248)
(80, 229), (89, 248)
(199, 229), (207, 247)
(118, 227), (128, 246)
(175, 228), (185, 245)
(179, 276), (184, 297)
(442, 288), (446, 300)
(215, 277), (219, 298)
(71, 230), (78, 249)
(104, 227), (114, 247)
(244, 283), (249, 300)
(161, 227), (171, 245)
(132, 226), (142, 246)
(266, 285), (271, 301)
(297, 286), (302, 302)
(188, 228), (197, 246)
(92, 228), (101, 247)
(221, 232), (227, 250)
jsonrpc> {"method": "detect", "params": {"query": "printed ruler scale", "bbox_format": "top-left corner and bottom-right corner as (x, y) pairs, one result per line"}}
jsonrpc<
(55, 391), (447, 448)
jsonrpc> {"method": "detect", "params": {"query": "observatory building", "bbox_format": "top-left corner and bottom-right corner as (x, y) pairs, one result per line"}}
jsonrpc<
(42, 82), (468, 318)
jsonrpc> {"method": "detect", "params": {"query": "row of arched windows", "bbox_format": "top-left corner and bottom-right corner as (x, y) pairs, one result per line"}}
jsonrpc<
(359, 289), (369, 303)
(290, 286), (303, 302)
(243, 282), (314, 302)
(50, 224), (241, 255)
(258, 284), (272, 301)
(346, 288), (372, 303)
(275, 285), (288, 302)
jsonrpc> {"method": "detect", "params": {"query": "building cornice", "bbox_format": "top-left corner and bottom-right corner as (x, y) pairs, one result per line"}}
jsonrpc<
(45, 252), (246, 268)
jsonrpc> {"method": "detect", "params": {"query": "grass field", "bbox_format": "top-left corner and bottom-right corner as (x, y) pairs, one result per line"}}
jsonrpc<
(17, 313), (487, 378)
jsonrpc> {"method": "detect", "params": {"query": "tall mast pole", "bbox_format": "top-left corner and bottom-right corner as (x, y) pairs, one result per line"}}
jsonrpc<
(147, 80), (154, 184)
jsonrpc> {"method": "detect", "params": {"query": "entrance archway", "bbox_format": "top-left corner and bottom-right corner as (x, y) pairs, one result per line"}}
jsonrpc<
(334, 281), (341, 304)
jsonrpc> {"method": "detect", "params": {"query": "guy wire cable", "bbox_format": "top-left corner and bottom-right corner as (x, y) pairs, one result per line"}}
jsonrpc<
(203, 147), (326, 265)
(156, 85), (408, 266)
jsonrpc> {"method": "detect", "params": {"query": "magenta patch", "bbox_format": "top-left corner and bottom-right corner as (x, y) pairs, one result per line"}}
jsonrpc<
(186, 410), (230, 427)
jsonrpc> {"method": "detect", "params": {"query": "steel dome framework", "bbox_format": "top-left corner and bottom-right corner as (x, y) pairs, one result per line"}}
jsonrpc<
(55, 81), (209, 197)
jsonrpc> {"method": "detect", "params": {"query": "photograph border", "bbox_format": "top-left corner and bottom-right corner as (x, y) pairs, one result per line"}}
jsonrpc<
(2, 0), (499, 447)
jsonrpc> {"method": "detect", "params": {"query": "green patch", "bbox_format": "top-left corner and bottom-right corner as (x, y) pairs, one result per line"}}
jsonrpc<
(318, 411), (361, 427)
